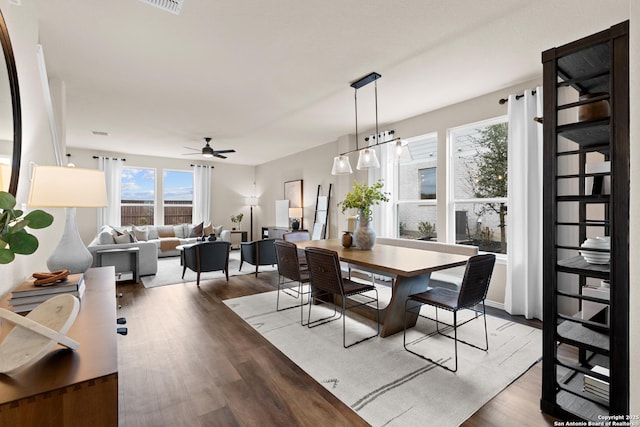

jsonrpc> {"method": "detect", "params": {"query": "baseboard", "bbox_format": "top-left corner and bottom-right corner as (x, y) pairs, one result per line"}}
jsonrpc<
(485, 299), (504, 310)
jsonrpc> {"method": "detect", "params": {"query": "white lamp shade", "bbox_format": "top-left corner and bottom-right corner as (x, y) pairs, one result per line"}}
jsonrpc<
(245, 196), (259, 206)
(357, 148), (380, 170)
(288, 207), (303, 218)
(28, 165), (108, 208)
(331, 155), (353, 175)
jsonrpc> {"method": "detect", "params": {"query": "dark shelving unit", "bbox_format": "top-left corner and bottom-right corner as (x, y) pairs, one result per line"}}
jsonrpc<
(541, 21), (629, 421)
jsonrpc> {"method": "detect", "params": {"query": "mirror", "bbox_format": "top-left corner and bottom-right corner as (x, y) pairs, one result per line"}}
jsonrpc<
(0, 9), (21, 196)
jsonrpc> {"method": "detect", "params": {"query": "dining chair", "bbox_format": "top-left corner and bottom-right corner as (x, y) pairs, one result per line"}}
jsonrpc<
(403, 253), (496, 372)
(282, 231), (310, 266)
(274, 240), (311, 325)
(181, 241), (231, 286)
(304, 247), (380, 348)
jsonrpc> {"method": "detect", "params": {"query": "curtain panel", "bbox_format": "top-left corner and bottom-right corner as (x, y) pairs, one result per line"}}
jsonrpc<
(192, 165), (212, 225)
(97, 157), (124, 229)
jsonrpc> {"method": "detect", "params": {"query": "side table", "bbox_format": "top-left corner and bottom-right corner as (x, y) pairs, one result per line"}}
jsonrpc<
(96, 246), (140, 283)
(229, 230), (248, 249)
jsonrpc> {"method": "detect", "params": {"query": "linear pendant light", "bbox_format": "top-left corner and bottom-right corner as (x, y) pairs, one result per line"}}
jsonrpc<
(332, 72), (400, 175)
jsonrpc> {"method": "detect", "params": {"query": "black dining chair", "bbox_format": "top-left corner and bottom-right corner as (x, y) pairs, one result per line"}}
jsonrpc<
(403, 253), (496, 372)
(304, 247), (380, 348)
(274, 240), (311, 325)
(181, 241), (231, 286)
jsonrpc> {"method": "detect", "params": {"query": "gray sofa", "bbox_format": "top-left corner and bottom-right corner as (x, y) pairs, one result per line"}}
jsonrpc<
(87, 223), (230, 276)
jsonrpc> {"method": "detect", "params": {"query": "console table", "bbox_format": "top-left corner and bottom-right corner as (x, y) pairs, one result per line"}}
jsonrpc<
(0, 267), (118, 426)
(229, 230), (247, 249)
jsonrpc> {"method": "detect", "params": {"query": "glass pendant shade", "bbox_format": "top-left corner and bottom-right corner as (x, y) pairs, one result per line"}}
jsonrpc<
(356, 148), (380, 170)
(331, 155), (353, 175)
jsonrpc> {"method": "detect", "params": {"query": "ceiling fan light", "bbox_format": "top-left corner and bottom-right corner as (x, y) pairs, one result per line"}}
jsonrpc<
(357, 148), (380, 170)
(331, 155), (353, 175)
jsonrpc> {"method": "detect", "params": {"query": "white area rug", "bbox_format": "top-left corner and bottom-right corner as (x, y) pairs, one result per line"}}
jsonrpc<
(141, 251), (277, 288)
(224, 290), (542, 427)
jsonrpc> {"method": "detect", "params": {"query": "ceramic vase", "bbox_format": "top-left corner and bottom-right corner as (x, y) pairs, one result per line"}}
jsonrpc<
(353, 209), (376, 250)
(341, 231), (352, 248)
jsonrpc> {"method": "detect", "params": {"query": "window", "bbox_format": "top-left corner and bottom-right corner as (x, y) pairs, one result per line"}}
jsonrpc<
(396, 133), (438, 240)
(121, 167), (156, 226)
(450, 117), (508, 254)
(163, 170), (193, 225)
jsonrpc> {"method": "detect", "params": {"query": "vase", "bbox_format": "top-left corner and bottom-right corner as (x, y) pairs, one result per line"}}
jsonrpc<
(353, 209), (376, 250)
(341, 231), (352, 248)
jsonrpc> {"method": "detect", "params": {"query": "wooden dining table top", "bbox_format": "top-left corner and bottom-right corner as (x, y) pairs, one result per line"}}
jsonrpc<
(296, 239), (469, 277)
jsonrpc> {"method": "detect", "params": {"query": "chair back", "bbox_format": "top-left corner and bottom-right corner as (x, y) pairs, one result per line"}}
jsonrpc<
(304, 247), (344, 296)
(275, 240), (304, 281)
(457, 254), (496, 309)
(282, 231), (310, 243)
(184, 241), (230, 272)
(256, 239), (278, 265)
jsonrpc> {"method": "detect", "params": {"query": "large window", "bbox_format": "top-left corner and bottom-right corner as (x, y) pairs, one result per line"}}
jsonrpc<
(163, 170), (193, 225)
(396, 133), (438, 240)
(450, 117), (508, 254)
(121, 167), (156, 226)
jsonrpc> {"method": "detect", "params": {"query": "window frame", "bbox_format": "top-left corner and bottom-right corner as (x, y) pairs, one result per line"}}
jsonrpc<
(120, 166), (157, 226)
(162, 169), (194, 225)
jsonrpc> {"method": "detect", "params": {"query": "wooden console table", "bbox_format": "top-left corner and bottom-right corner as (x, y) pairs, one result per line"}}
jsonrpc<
(0, 267), (118, 426)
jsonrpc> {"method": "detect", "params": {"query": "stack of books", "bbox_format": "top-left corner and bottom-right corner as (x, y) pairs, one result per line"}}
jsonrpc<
(583, 365), (609, 400)
(9, 273), (86, 314)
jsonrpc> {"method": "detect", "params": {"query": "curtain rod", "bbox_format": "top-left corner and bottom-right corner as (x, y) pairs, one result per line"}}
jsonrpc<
(92, 155), (126, 161)
(190, 164), (214, 168)
(498, 89), (537, 105)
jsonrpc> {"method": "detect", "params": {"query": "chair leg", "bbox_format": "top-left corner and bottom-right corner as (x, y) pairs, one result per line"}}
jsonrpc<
(342, 289), (380, 348)
(196, 271), (201, 287)
(182, 266), (187, 279)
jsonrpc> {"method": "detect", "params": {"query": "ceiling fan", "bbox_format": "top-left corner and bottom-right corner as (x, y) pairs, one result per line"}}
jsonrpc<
(183, 137), (236, 159)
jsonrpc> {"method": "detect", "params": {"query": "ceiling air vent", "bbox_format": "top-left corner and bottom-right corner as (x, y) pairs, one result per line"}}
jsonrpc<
(138, 0), (184, 15)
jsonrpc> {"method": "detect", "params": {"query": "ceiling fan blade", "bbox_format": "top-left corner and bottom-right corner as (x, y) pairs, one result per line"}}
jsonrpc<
(183, 146), (200, 151)
(181, 152), (201, 156)
(213, 149), (236, 154)
(213, 153), (227, 159)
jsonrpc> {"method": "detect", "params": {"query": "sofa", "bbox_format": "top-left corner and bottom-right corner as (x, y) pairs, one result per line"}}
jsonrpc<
(87, 223), (229, 276)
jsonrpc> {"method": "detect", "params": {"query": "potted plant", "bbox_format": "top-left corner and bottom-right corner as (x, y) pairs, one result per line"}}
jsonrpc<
(338, 180), (389, 250)
(230, 213), (244, 230)
(0, 191), (54, 264)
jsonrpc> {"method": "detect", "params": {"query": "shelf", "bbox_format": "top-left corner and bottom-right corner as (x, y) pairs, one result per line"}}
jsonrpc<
(557, 119), (609, 146)
(557, 315), (609, 354)
(557, 256), (609, 278)
(556, 42), (610, 94)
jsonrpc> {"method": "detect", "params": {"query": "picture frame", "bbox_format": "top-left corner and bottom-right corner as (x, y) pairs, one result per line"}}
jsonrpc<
(284, 179), (303, 208)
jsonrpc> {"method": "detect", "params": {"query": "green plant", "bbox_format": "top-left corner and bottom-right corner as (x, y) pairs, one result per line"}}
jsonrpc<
(0, 191), (54, 264)
(230, 213), (244, 224)
(338, 180), (389, 220)
(417, 221), (436, 239)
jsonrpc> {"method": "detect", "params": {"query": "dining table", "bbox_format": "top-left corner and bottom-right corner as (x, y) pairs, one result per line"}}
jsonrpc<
(295, 239), (470, 337)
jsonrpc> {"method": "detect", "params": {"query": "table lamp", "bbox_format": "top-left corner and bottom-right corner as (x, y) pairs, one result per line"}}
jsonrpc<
(28, 165), (107, 274)
(289, 207), (303, 230)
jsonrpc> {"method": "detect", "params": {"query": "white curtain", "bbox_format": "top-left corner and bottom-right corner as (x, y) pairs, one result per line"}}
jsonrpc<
(368, 133), (395, 238)
(97, 157), (124, 229)
(505, 87), (544, 320)
(192, 165), (212, 224)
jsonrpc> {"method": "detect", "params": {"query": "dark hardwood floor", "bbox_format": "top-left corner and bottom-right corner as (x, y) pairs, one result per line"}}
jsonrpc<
(116, 270), (556, 426)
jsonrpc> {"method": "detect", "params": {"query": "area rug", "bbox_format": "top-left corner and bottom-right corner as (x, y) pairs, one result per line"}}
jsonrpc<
(141, 251), (277, 288)
(224, 291), (542, 427)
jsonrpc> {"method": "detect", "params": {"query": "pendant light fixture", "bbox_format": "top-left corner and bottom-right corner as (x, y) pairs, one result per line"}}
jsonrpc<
(331, 72), (402, 175)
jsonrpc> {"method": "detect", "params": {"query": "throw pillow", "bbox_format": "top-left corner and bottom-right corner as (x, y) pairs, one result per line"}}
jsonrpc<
(173, 225), (186, 239)
(190, 222), (204, 238)
(98, 230), (115, 245)
(156, 225), (175, 238)
(132, 225), (149, 241)
(213, 225), (223, 236)
(114, 232), (134, 244)
(203, 222), (213, 236)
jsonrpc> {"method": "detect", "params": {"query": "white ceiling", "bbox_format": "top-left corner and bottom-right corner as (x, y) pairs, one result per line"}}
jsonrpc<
(31, 0), (629, 166)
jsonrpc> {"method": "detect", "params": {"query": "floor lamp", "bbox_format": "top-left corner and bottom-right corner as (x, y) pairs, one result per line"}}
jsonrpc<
(245, 196), (259, 240)
(28, 165), (107, 274)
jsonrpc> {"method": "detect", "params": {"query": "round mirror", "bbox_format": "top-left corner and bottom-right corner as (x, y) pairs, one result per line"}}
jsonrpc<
(0, 9), (21, 196)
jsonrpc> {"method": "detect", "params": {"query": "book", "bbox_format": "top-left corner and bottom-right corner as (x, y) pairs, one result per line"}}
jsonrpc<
(583, 365), (609, 399)
(10, 273), (84, 298)
(10, 282), (86, 314)
(10, 280), (86, 306)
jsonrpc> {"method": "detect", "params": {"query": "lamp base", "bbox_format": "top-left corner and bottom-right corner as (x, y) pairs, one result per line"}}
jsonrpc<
(47, 208), (93, 274)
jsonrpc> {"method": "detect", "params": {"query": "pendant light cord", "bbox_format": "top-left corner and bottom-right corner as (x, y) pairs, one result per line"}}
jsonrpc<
(374, 79), (379, 145)
(354, 88), (359, 150)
